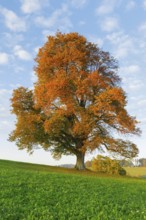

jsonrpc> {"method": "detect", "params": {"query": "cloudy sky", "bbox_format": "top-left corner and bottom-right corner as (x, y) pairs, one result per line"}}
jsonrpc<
(0, 0), (146, 165)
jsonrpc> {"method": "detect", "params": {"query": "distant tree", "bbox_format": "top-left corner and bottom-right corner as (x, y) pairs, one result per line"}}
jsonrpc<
(133, 158), (140, 167)
(119, 159), (134, 167)
(139, 158), (146, 167)
(9, 32), (140, 170)
(92, 155), (126, 175)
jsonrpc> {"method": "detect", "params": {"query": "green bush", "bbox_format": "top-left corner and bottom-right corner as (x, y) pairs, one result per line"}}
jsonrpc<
(92, 155), (126, 175)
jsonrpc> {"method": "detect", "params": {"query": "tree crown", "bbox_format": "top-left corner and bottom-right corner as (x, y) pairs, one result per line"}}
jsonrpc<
(9, 32), (140, 166)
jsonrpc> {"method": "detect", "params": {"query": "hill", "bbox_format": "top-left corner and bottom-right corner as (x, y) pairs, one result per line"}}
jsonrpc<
(0, 159), (146, 219)
(124, 166), (146, 178)
(59, 164), (74, 168)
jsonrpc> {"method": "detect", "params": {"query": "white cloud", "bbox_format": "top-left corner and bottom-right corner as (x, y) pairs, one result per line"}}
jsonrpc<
(0, 7), (26, 32)
(31, 71), (38, 83)
(107, 32), (125, 44)
(100, 17), (119, 32)
(1, 32), (24, 48)
(42, 30), (56, 41)
(107, 32), (135, 58)
(10, 83), (23, 89)
(120, 65), (140, 74)
(78, 21), (86, 26)
(21, 0), (46, 14)
(36, 4), (72, 31)
(126, 1), (136, 10)
(34, 46), (41, 54)
(0, 106), (5, 111)
(128, 80), (144, 91)
(88, 35), (103, 47)
(0, 117), (14, 132)
(13, 66), (25, 73)
(70, 0), (87, 8)
(116, 48), (129, 58)
(139, 22), (146, 32)
(143, 0), (146, 9)
(96, 0), (117, 15)
(137, 99), (146, 106)
(0, 89), (11, 95)
(0, 89), (12, 118)
(0, 88), (15, 138)
(139, 117), (146, 124)
(13, 45), (32, 60)
(2, 120), (10, 125)
(0, 53), (9, 65)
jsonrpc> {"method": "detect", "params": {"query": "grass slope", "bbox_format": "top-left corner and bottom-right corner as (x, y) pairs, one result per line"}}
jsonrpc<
(0, 159), (146, 220)
(125, 167), (146, 178)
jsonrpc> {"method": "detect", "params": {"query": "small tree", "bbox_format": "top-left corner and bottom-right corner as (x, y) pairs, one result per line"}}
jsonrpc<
(92, 155), (126, 175)
(9, 32), (140, 170)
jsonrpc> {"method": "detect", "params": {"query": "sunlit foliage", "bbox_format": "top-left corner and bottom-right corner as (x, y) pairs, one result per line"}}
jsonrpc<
(9, 32), (140, 169)
(92, 155), (126, 175)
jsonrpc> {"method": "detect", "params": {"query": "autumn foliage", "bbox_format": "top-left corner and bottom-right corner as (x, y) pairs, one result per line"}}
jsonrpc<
(92, 155), (126, 175)
(9, 32), (140, 170)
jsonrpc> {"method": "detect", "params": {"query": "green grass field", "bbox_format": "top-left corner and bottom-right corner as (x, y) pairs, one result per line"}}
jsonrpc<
(1, 160), (146, 220)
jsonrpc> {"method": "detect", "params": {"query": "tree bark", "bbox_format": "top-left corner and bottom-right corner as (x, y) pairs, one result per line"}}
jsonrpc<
(75, 152), (85, 170)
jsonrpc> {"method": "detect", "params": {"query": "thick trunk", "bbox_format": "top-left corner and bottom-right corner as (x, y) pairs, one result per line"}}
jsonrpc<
(75, 152), (85, 170)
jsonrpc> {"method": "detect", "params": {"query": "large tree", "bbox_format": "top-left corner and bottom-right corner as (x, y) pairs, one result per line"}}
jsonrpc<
(9, 32), (140, 170)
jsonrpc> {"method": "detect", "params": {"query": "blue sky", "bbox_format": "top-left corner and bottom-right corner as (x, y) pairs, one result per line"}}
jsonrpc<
(0, 0), (146, 165)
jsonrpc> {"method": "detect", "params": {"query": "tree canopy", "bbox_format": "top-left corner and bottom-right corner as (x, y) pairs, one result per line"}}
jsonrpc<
(9, 32), (140, 170)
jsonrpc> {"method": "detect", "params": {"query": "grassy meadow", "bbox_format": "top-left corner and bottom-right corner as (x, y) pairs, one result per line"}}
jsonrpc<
(124, 167), (146, 178)
(0, 160), (146, 220)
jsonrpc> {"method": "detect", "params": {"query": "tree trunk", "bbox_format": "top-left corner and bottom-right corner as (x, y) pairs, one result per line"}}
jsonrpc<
(75, 152), (85, 170)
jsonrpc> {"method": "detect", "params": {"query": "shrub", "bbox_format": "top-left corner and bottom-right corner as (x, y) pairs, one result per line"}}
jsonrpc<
(92, 155), (126, 175)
